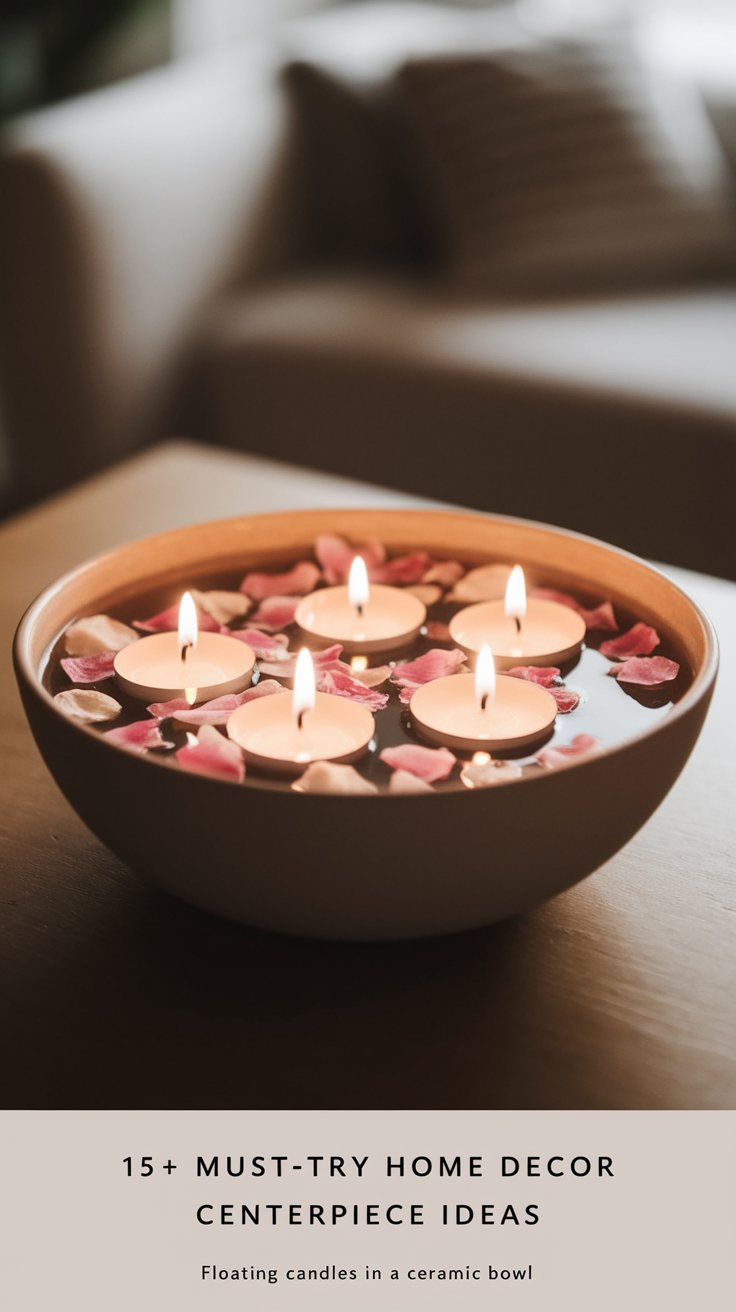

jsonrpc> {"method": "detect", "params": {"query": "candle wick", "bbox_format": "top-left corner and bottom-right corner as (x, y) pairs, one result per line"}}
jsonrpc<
(181, 642), (193, 663)
(297, 709), (306, 731)
(355, 603), (364, 619)
(480, 693), (489, 712)
(514, 616), (521, 635)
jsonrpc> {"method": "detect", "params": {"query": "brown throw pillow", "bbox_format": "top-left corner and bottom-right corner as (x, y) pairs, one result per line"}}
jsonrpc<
(399, 37), (736, 290)
(279, 0), (506, 268)
(283, 59), (430, 267)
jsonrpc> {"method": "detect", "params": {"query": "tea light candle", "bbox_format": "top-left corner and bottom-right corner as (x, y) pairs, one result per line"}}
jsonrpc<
(449, 565), (585, 669)
(295, 556), (426, 654)
(114, 592), (255, 704)
(227, 648), (375, 776)
(410, 644), (557, 752)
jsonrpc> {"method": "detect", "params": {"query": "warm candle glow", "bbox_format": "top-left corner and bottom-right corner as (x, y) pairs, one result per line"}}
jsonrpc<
(449, 567), (584, 669)
(472, 751), (492, 766)
(114, 591), (255, 703)
(505, 565), (527, 623)
(178, 590), (198, 658)
(348, 555), (370, 615)
(475, 644), (496, 711)
(295, 555), (425, 654)
(293, 647), (316, 730)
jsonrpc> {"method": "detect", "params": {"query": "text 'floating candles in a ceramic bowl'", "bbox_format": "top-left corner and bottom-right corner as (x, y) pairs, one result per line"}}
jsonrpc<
(449, 565), (585, 669)
(295, 556), (426, 654)
(410, 644), (557, 752)
(228, 647), (375, 776)
(114, 591), (255, 704)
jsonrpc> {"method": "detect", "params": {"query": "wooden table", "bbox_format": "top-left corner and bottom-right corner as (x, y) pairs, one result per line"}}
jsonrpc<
(1, 442), (734, 1110)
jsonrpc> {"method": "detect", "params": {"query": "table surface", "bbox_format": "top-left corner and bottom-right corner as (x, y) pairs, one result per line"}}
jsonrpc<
(1, 441), (734, 1111)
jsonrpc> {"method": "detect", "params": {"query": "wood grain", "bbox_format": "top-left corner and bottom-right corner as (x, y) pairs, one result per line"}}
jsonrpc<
(0, 441), (734, 1110)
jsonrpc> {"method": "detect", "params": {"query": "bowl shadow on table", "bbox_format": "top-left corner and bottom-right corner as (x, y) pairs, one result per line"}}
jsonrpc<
(0, 841), (664, 1111)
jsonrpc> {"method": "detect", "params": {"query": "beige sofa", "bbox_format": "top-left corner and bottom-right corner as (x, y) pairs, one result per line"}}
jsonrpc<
(2, 3), (736, 576)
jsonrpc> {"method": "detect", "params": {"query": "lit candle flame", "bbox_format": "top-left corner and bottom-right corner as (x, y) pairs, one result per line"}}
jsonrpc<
(475, 644), (496, 712)
(178, 590), (198, 661)
(293, 647), (316, 731)
(350, 655), (368, 672)
(505, 565), (527, 629)
(185, 687), (197, 706)
(348, 555), (370, 617)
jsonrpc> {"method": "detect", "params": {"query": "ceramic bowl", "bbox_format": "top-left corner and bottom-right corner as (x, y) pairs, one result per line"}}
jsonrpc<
(14, 509), (717, 940)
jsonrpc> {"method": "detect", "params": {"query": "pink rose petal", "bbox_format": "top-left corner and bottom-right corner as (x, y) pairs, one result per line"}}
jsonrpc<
(241, 677), (290, 700)
(389, 770), (434, 794)
(310, 643), (345, 669)
(578, 600), (618, 632)
(105, 718), (174, 752)
(173, 682), (286, 724)
(363, 539), (388, 570)
(315, 534), (385, 584)
(372, 551), (431, 585)
(422, 560), (465, 588)
(259, 643), (344, 681)
(506, 667), (578, 711)
(391, 647), (466, 690)
(240, 560), (320, 600)
(548, 686), (580, 713)
(532, 587), (619, 633)
(600, 622), (659, 660)
(460, 757), (523, 788)
(248, 596), (300, 630)
(506, 665), (561, 687)
(349, 663), (391, 688)
(60, 651), (117, 684)
(407, 583), (442, 606)
(319, 668), (388, 710)
(315, 534), (351, 584)
(450, 563), (510, 603)
(292, 761), (378, 795)
(176, 725), (244, 782)
(133, 602), (219, 633)
(227, 627), (289, 659)
(608, 656), (680, 686)
(399, 685), (419, 704)
(148, 680), (286, 726)
(316, 536), (425, 585)
(191, 588), (251, 625)
(147, 697), (193, 720)
(54, 688), (122, 723)
(379, 743), (456, 782)
(64, 614), (138, 656)
(536, 733), (601, 768)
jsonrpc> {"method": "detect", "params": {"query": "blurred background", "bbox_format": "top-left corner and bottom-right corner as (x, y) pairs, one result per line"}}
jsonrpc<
(1, 0), (735, 574)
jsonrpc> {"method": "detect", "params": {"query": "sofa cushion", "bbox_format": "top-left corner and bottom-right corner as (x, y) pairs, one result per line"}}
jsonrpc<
(202, 274), (736, 416)
(282, 59), (418, 265)
(399, 36), (736, 290)
(194, 274), (736, 577)
(280, 2), (525, 265)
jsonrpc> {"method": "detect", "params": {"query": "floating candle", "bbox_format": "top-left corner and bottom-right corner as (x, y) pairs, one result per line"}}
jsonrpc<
(449, 565), (585, 669)
(295, 556), (426, 655)
(114, 592), (255, 704)
(410, 644), (557, 752)
(227, 647), (375, 775)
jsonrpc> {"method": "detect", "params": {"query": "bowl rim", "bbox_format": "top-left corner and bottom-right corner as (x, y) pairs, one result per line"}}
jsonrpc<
(13, 506), (719, 800)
